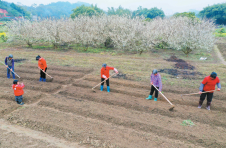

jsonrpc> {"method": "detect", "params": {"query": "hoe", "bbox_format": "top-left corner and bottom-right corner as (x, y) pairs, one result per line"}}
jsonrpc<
(38, 67), (53, 81)
(181, 90), (215, 99)
(152, 84), (175, 111)
(0, 61), (20, 78)
(92, 73), (117, 92)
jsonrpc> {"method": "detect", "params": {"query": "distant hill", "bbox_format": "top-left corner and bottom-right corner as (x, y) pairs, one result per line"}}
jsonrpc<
(22, 1), (91, 18)
(0, 0), (30, 19)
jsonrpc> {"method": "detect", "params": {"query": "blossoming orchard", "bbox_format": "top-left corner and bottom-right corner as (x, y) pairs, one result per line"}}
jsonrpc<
(7, 15), (215, 55)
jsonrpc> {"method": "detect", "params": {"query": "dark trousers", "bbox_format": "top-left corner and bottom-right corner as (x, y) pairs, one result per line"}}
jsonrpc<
(40, 68), (47, 79)
(15, 95), (23, 104)
(200, 92), (213, 103)
(101, 78), (109, 86)
(150, 85), (159, 98)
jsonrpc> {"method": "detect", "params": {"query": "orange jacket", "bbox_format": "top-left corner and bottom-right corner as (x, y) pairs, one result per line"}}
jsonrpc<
(101, 66), (114, 78)
(12, 84), (25, 96)
(38, 58), (47, 70)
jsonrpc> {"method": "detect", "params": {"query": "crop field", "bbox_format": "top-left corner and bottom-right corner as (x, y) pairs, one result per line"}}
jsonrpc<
(0, 46), (226, 148)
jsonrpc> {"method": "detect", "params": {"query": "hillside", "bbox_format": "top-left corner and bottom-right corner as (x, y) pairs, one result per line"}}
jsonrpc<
(22, 1), (91, 18)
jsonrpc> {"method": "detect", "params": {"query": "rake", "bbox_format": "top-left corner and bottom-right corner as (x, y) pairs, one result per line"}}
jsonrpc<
(0, 61), (21, 78)
(92, 73), (118, 92)
(38, 67), (53, 81)
(152, 84), (175, 111)
(181, 90), (215, 99)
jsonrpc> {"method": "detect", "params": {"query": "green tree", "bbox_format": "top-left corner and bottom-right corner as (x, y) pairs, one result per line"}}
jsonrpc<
(199, 3), (226, 24)
(173, 12), (196, 18)
(71, 4), (104, 18)
(10, 3), (31, 18)
(107, 6), (131, 16)
(133, 6), (165, 19)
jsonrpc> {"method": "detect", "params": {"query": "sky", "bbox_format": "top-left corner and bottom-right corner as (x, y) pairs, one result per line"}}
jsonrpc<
(4, 0), (226, 15)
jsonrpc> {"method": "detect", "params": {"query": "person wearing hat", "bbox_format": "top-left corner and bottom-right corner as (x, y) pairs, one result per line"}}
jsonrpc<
(198, 72), (221, 110)
(12, 80), (25, 105)
(100, 63), (118, 92)
(36, 55), (47, 82)
(146, 69), (162, 101)
(5, 54), (15, 79)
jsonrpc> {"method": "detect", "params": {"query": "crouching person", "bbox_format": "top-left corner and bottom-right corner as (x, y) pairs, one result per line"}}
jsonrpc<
(198, 72), (221, 110)
(146, 69), (162, 101)
(12, 80), (25, 105)
(100, 63), (118, 92)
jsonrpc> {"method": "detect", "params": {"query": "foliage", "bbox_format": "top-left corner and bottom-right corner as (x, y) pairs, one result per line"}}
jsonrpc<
(10, 3), (30, 18)
(173, 12), (197, 20)
(107, 6), (132, 16)
(219, 28), (226, 34)
(199, 3), (226, 25)
(133, 6), (165, 19)
(71, 4), (104, 18)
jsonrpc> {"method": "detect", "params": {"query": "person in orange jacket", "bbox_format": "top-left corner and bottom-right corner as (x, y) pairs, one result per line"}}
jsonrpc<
(12, 80), (25, 105)
(36, 55), (47, 82)
(100, 63), (118, 92)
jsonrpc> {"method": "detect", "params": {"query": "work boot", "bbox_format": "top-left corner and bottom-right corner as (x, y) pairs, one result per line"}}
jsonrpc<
(43, 78), (46, 82)
(107, 86), (110, 92)
(206, 102), (211, 110)
(146, 95), (152, 100)
(154, 98), (157, 101)
(198, 100), (203, 109)
(39, 78), (43, 82)
(100, 85), (104, 91)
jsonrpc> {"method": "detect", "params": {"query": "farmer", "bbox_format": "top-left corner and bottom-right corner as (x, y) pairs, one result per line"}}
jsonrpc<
(198, 72), (221, 110)
(12, 79), (25, 105)
(100, 63), (118, 92)
(146, 69), (162, 101)
(5, 54), (15, 79)
(36, 55), (47, 82)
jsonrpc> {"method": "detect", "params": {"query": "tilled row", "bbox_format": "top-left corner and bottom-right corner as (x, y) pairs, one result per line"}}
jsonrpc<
(0, 78), (62, 93)
(18, 64), (94, 73)
(5, 106), (202, 148)
(59, 86), (226, 129)
(72, 79), (226, 110)
(37, 96), (226, 148)
(0, 100), (19, 117)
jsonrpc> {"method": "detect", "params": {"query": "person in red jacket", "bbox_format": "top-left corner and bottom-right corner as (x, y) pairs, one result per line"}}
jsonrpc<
(36, 55), (47, 82)
(12, 80), (25, 105)
(198, 72), (221, 110)
(100, 63), (118, 92)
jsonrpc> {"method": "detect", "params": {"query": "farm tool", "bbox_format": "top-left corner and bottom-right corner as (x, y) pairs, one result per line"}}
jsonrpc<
(0, 61), (21, 78)
(38, 67), (53, 81)
(181, 90), (215, 99)
(152, 84), (175, 111)
(92, 73), (118, 92)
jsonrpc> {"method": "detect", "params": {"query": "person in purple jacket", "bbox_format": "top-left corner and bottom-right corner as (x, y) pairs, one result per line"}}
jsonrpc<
(146, 69), (162, 101)
(5, 54), (15, 79)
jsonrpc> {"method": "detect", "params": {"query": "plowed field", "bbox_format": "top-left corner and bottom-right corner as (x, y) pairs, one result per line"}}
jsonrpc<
(0, 48), (225, 148)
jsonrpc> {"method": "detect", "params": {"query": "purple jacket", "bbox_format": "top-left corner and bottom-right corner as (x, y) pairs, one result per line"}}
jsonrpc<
(150, 73), (162, 91)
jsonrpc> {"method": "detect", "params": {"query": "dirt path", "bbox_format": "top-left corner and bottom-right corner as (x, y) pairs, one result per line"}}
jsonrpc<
(0, 119), (85, 148)
(214, 45), (226, 65)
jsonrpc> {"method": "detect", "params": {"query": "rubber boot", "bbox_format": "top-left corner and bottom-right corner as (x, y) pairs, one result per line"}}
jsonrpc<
(198, 100), (203, 109)
(43, 78), (46, 82)
(146, 95), (152, 100)
(100, 85), (104, 91)
(154, 98), (157, 101)
(39, 78), (43, 82)
(107, 86), (110, 92)
(206, 102), (211, 110)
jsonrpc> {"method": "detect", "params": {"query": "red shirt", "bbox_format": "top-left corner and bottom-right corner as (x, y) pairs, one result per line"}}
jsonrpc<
(202, 76), (220, 92)
(38, 58), (47, 70)
(101, 66), (114, 78)
(12, 84), (25, 96)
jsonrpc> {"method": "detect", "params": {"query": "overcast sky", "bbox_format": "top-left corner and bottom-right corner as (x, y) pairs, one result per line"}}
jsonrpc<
(4, 0), (226, 15)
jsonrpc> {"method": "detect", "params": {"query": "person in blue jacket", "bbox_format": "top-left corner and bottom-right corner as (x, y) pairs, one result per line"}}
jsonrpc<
(5, 54), (15, 79)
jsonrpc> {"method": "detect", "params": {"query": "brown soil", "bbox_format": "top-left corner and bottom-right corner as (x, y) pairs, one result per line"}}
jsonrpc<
(1, 58), (226, 148)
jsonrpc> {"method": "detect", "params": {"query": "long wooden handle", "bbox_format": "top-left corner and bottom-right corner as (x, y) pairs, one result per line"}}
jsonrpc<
(92, 73), (117, 90)
(0, 61), (20, 78)
(38, 67), (53, 78)
(182, 90), (215, 96)
(152, 84), (174, 106)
